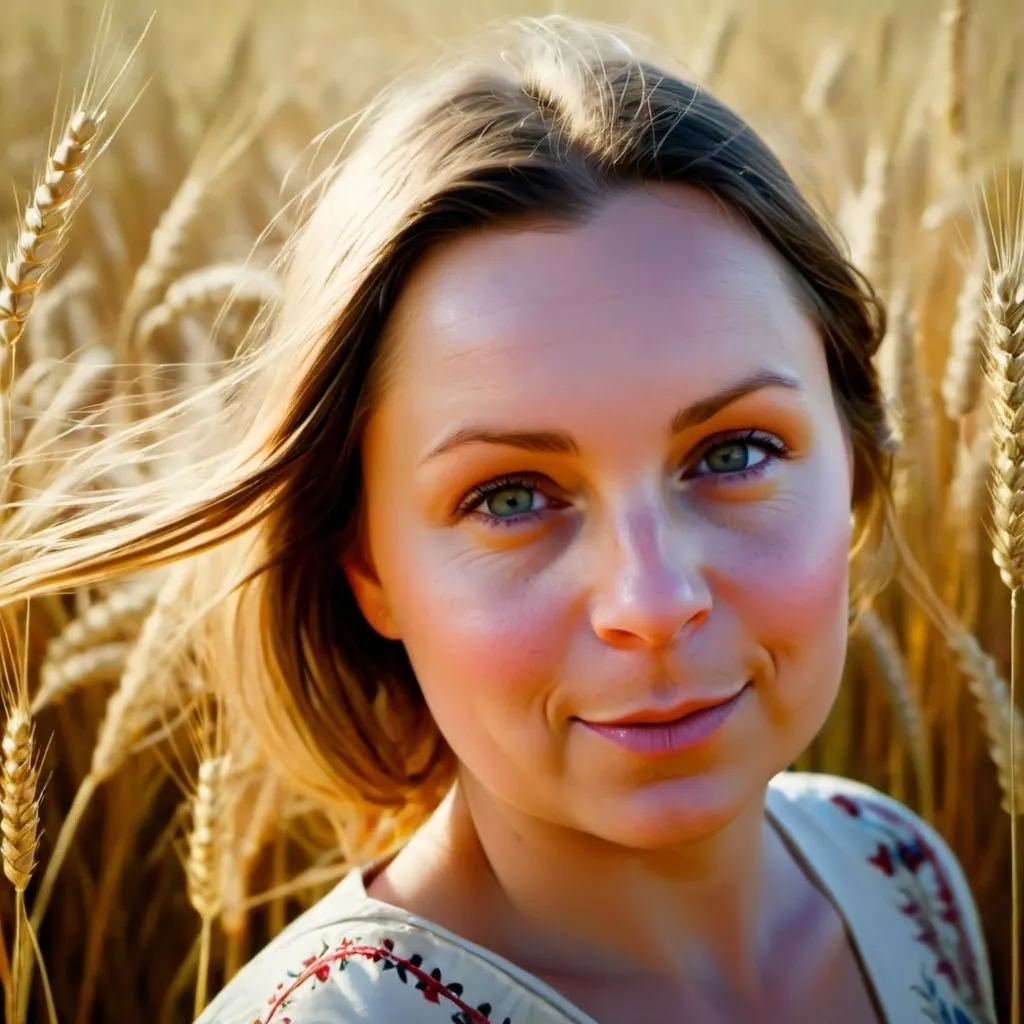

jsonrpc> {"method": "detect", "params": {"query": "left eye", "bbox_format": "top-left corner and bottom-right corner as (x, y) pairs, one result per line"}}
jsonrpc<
(693, 438), (772, 476)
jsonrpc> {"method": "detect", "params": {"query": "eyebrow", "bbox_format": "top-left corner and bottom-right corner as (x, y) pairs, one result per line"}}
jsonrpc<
(418, 369), (803, 466)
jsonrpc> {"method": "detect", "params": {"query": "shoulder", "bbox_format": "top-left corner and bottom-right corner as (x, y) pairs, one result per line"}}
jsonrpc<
(768, 771), (980, 923)
(769, 771), (996, 1019)
(770, 769), (970, 878)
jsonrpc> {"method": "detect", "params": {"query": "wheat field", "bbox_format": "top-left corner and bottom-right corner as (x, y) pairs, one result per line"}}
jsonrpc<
(0, 0), (1022, 1021)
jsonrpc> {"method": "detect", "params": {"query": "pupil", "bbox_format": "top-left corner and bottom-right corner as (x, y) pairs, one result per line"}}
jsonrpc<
(488, 486), (532, 517)
(709, 442), (749, 472)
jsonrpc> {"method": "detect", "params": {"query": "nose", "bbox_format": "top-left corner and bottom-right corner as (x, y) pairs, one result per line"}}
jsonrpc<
(590, 504), (712, 651)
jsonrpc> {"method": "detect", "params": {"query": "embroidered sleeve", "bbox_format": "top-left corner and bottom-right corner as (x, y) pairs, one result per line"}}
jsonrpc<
(826, 782), (997, 1024)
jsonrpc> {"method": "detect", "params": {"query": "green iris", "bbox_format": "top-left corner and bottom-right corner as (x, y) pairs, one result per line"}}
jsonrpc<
(705, 441), (751, 473)
(486, 485), (534, 518)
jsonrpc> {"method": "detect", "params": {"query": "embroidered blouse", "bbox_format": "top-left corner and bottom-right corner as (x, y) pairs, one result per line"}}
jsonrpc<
(194, 772), (998, 1023)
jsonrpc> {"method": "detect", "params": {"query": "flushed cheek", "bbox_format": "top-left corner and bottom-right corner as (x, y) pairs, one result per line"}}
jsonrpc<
(392, 557), (573, 745)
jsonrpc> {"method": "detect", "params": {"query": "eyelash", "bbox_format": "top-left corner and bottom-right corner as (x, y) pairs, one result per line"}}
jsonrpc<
(454, 429), (791, 530)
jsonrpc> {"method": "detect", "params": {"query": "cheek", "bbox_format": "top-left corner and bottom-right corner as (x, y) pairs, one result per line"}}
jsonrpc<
(381, 538), (572, 731)
(714, 477), (852, 725)
(732, 506), (851, 639)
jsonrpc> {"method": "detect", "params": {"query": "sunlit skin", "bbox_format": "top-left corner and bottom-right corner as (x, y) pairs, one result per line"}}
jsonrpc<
(342, 184), (878, 1021)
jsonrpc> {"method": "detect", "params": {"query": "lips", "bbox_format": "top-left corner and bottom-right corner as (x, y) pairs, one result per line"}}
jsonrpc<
(576, 683), (750, 756)
(583, 688), (748, 727)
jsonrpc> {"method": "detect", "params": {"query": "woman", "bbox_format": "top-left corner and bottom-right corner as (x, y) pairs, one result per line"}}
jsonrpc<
(8, 16), (996, 1024)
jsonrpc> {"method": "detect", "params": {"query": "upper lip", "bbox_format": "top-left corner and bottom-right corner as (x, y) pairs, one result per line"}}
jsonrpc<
(581, 685), (747, 726)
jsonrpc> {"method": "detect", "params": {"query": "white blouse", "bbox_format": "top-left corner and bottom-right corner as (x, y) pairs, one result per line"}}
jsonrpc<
(195, 772), (998, 1023)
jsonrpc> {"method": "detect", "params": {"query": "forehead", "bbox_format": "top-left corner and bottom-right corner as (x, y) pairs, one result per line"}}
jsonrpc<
(379, 185), (825, 425)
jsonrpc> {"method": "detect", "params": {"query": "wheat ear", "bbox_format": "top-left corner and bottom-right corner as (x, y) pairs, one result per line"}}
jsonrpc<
(879, 291), (935, 511)
(33, 582), (156, 713)
(801, 42), (852, 119)
(982, 250), (1024, 1022)
(136, 263), (280, 345)
(1, 708), (37, 895)
(29, 566), (192, 938)
(853, 141), (895, 296)
(37, 580), (155, 668)
(856, 609), (933, 818)
(1, 705), (41, 1024)
(942, 257), (987, 419)
(941, 0), (968, 169)
(0, 110), (104, 352)
(188, 755), (230, 1018)
(33, 644), (131, 716)
(950, 629), (1024, 813)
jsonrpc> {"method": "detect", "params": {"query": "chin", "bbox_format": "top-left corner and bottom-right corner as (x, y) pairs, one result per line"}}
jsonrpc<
(579, 768), (762, 850)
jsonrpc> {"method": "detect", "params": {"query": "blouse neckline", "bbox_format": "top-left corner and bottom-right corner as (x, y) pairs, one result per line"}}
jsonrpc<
(331, 780), (902, 1023)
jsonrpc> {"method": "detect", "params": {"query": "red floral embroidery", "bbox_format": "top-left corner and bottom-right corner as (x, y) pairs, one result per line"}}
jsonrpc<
(830, 794), (861, 817)
(254, 936), (511, 1024)
(868, 843), (895, 876)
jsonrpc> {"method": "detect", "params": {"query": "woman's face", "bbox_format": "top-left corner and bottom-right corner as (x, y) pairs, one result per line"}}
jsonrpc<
(344, 184), (854, 849)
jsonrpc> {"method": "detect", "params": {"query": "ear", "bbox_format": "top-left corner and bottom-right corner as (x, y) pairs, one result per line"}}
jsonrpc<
(341, 540), (402, 641)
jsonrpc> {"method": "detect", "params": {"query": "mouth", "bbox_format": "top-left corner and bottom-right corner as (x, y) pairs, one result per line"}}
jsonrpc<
(576, 683), (750, 757)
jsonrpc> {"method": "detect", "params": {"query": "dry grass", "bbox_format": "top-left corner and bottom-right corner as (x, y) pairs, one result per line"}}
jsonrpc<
(0, 0), (1022, 1021)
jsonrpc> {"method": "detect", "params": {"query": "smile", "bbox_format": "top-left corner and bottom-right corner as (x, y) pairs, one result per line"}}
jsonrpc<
(577, 684), (750, 756)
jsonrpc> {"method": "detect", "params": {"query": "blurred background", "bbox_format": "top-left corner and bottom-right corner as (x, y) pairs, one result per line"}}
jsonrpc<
(0, 0), (1022, 1020)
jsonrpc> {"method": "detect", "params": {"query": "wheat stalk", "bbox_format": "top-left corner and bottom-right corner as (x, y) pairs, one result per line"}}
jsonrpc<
(0, 110), (104, 353)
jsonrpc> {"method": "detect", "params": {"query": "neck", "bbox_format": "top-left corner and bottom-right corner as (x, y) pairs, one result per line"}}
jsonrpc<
(409, 772), (795, 999)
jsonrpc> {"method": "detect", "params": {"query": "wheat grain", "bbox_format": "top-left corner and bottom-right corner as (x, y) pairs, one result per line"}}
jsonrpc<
(0, 110), (104, 351)
(1, 707), (38, 893)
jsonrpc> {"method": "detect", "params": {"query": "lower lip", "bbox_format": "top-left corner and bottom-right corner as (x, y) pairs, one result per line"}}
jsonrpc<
(579, 686), (748, 756)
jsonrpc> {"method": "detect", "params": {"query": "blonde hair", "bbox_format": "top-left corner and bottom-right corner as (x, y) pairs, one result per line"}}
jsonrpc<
(1, 17), (895, 846)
